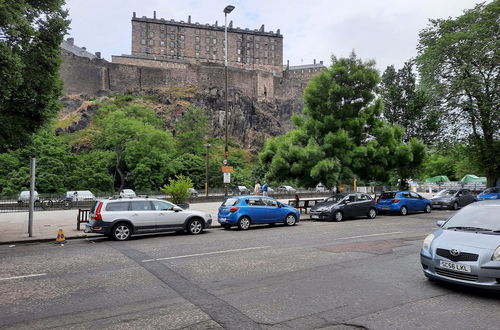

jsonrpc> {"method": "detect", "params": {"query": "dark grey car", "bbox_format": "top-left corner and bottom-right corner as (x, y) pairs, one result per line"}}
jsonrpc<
(309, 193), (377, 222)
(431, 189), (475, 210)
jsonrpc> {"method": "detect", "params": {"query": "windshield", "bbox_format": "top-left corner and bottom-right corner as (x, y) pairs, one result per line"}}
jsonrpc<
(483, 187), (500, 194)
(380, 192), (396, 199)
(443, 205), (500, 231)
(324, 194), (346, 203)
(222, 198), (239, 207)
(436, 189), (457, 196)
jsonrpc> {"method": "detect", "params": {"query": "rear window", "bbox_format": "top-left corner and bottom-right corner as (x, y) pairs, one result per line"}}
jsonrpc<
(222, 198), (239, 206)
(106, 202), (129, 211)
(380, 192), (396, 199)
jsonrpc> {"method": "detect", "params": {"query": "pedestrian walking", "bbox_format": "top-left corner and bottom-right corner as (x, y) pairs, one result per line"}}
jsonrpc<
(254, 181), (261, 195)
(262, 181), (269, 196)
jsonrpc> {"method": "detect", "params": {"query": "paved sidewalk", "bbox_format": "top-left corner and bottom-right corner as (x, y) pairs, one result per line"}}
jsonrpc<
(0, 202), (226, 244)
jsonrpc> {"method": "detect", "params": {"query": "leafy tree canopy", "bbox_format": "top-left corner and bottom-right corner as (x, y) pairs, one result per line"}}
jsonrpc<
(417, 0), (500, 186)
(0, 0), (69, 152)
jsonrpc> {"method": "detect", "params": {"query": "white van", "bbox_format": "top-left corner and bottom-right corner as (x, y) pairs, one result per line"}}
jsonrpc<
(17, 191), (40, 203)
(65, 190), (96, 201)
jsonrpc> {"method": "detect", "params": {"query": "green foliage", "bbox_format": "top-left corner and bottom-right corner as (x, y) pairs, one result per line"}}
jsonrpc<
(260, 53), (426, 188)
(160, 175), (193, 204)
(0, 0), (69, 152)
(174, 107), (209, 155)
(380, 60), (441, 144)
(174, 154), (205, 189)
(417, 0), (500, 186)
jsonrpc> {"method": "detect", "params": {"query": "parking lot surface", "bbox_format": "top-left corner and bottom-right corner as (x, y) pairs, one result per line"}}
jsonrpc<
(1, 210), (499, 329)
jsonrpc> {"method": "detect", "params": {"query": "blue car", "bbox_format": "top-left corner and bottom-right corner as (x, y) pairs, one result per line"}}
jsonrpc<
(376, 191), (432, 216)
(476, 187), (500, 200)
(218, 196), (300, 230)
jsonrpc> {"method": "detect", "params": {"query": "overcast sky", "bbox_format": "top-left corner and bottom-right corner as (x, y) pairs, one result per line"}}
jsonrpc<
(64, 0), (486, 71)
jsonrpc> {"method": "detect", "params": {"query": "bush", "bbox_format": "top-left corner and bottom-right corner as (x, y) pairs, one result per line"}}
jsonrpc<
(160, 175), (193, 204)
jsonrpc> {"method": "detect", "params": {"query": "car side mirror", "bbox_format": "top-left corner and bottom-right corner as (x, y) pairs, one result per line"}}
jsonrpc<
(436, 220), (446, 227)
(173, 206), (183, 212)
(344, 200), (350, 204)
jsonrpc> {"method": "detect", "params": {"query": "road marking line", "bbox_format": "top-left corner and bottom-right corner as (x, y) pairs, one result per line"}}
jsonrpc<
(333, 232), (402, 240)
(142, 246), (272, 263)
(0, 273), (47, 281)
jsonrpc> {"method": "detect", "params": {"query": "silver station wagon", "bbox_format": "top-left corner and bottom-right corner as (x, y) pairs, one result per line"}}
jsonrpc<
(420, 200), (500, 290)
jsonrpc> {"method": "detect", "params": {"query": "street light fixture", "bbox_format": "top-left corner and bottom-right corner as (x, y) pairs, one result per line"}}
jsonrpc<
(223, 4), (234, 197)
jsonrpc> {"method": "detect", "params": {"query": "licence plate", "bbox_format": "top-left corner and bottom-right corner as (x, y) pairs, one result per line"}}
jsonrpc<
(439, 260), (471, 273)
(311, 215), (319, 219)
(219, 218), (226, 222)
(382, 207), (389, 210)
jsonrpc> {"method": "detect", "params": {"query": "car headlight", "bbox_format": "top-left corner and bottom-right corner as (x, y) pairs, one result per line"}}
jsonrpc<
(492, 246), (500, 261)
(422, 233), (435, 251)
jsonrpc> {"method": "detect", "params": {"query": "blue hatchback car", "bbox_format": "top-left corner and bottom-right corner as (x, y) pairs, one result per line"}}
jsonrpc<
(218, 196), (300, 230)
(376, 191), (432, 216)
(476, 187), (500, 200)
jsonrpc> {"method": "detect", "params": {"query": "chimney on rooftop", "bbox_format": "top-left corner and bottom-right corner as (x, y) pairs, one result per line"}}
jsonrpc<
(276, 29), (280, 35)
(259, 24), (265, 32)
(320, 60), (323, 65)
(81, 47), (86, 51)
(314, 59), (316, 65)
(229, 20), (233, 28)
(188, 15), (191, 23)
(215, 20), (218, 26)
(133, 11), (136, 18)
(153, 11), (156, 19)
(67, 37), (74, 45)
(95, 52), (101, 59)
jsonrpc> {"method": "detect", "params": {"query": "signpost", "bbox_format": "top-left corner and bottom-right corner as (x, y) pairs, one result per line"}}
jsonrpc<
(223, 172), (231, 184)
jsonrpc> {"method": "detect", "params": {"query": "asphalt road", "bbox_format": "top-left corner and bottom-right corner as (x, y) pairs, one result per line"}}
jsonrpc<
(1, 210), (499, 330)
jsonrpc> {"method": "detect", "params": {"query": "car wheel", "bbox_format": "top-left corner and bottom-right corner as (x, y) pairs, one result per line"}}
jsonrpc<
(112, 223), (132, 241)
(333, 211), (343, 222)
(221, 224), (231, 230)
(285, 214), (297, 226)
(367, 208), (377, 219)
(187, 218), (204, 235)
(424, 204), (432, 213)
(400, 206), (408, 216)
(237, 216), (251, 230)
(452, 202), (458, 210)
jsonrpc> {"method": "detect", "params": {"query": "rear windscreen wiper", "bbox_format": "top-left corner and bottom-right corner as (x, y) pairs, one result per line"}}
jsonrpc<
(446, 226), (492, 232)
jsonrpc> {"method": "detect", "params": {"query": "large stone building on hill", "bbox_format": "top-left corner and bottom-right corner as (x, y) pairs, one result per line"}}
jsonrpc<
(126, 12), (284, 76)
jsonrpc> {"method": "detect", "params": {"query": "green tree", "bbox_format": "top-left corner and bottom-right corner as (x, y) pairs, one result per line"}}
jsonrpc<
(0, 0), (69, 151)
(380, 60), (441, 144)
(160, 175), (193, 204)
(173, 154), (205, 189)
(260, 53), (426, 189)
(417, 0), (500, 187)
(174, 107), (209, 155)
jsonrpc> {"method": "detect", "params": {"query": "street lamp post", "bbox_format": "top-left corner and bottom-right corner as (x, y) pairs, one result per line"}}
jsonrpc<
(223, 5), (235, 197)
(204, 143), (211, 196)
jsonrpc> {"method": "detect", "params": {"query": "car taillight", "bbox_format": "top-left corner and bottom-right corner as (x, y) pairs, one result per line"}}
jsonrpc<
(391, 199), (400, 203)
(93, 202), (103, 220)
(229, 207), (240, 212)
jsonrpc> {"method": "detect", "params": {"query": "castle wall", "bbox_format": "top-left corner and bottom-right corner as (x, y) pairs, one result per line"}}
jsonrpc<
(60, 50), (108, 94)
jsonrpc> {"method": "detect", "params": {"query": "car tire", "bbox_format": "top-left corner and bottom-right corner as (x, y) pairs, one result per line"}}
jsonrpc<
(112, 223), (132, 241)
(237, 216), (251, 230)
(400, 206), (408, 216)
(284, 214), (297, 226)
(187, 218), (204, 235)
(333, 211), (343, 222)
(367, 208), (377, 219)
(452, 202), (458, 210)
(424, 204), (432, 213)
(221, 224), (231, 230)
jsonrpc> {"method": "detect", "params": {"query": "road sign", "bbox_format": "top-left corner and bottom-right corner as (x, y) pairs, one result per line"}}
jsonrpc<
(223, 172), (231, 184)
(221, 166), (233, 173)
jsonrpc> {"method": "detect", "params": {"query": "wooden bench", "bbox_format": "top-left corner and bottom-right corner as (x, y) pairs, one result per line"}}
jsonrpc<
(77, 208), (91, 230)
(288, 199), (324, 214)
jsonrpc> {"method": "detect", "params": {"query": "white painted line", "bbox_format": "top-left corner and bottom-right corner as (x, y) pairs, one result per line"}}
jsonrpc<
(142, 246), (272, 263)
(333, 232), (402, 240)
(0, 273), (47, 281)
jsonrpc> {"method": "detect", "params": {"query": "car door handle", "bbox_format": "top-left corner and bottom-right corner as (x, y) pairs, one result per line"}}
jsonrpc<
(158, 213), (164, 216)
(132, 213), (139, 216)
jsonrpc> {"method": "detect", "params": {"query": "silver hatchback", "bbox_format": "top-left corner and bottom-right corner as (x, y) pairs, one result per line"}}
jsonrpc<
(420, 200), (500, 290)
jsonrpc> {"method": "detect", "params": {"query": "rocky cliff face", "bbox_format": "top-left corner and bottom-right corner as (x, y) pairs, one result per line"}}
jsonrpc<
(58, 87), (303, 151)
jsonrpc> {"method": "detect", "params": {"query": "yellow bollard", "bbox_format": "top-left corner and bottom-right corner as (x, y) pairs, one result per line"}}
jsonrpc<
(55, 228), (66, 244)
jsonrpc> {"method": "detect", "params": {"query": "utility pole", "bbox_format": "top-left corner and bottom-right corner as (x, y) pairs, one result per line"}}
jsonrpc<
(28, 158), (36, 237)
(223, 5), (235, 197)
